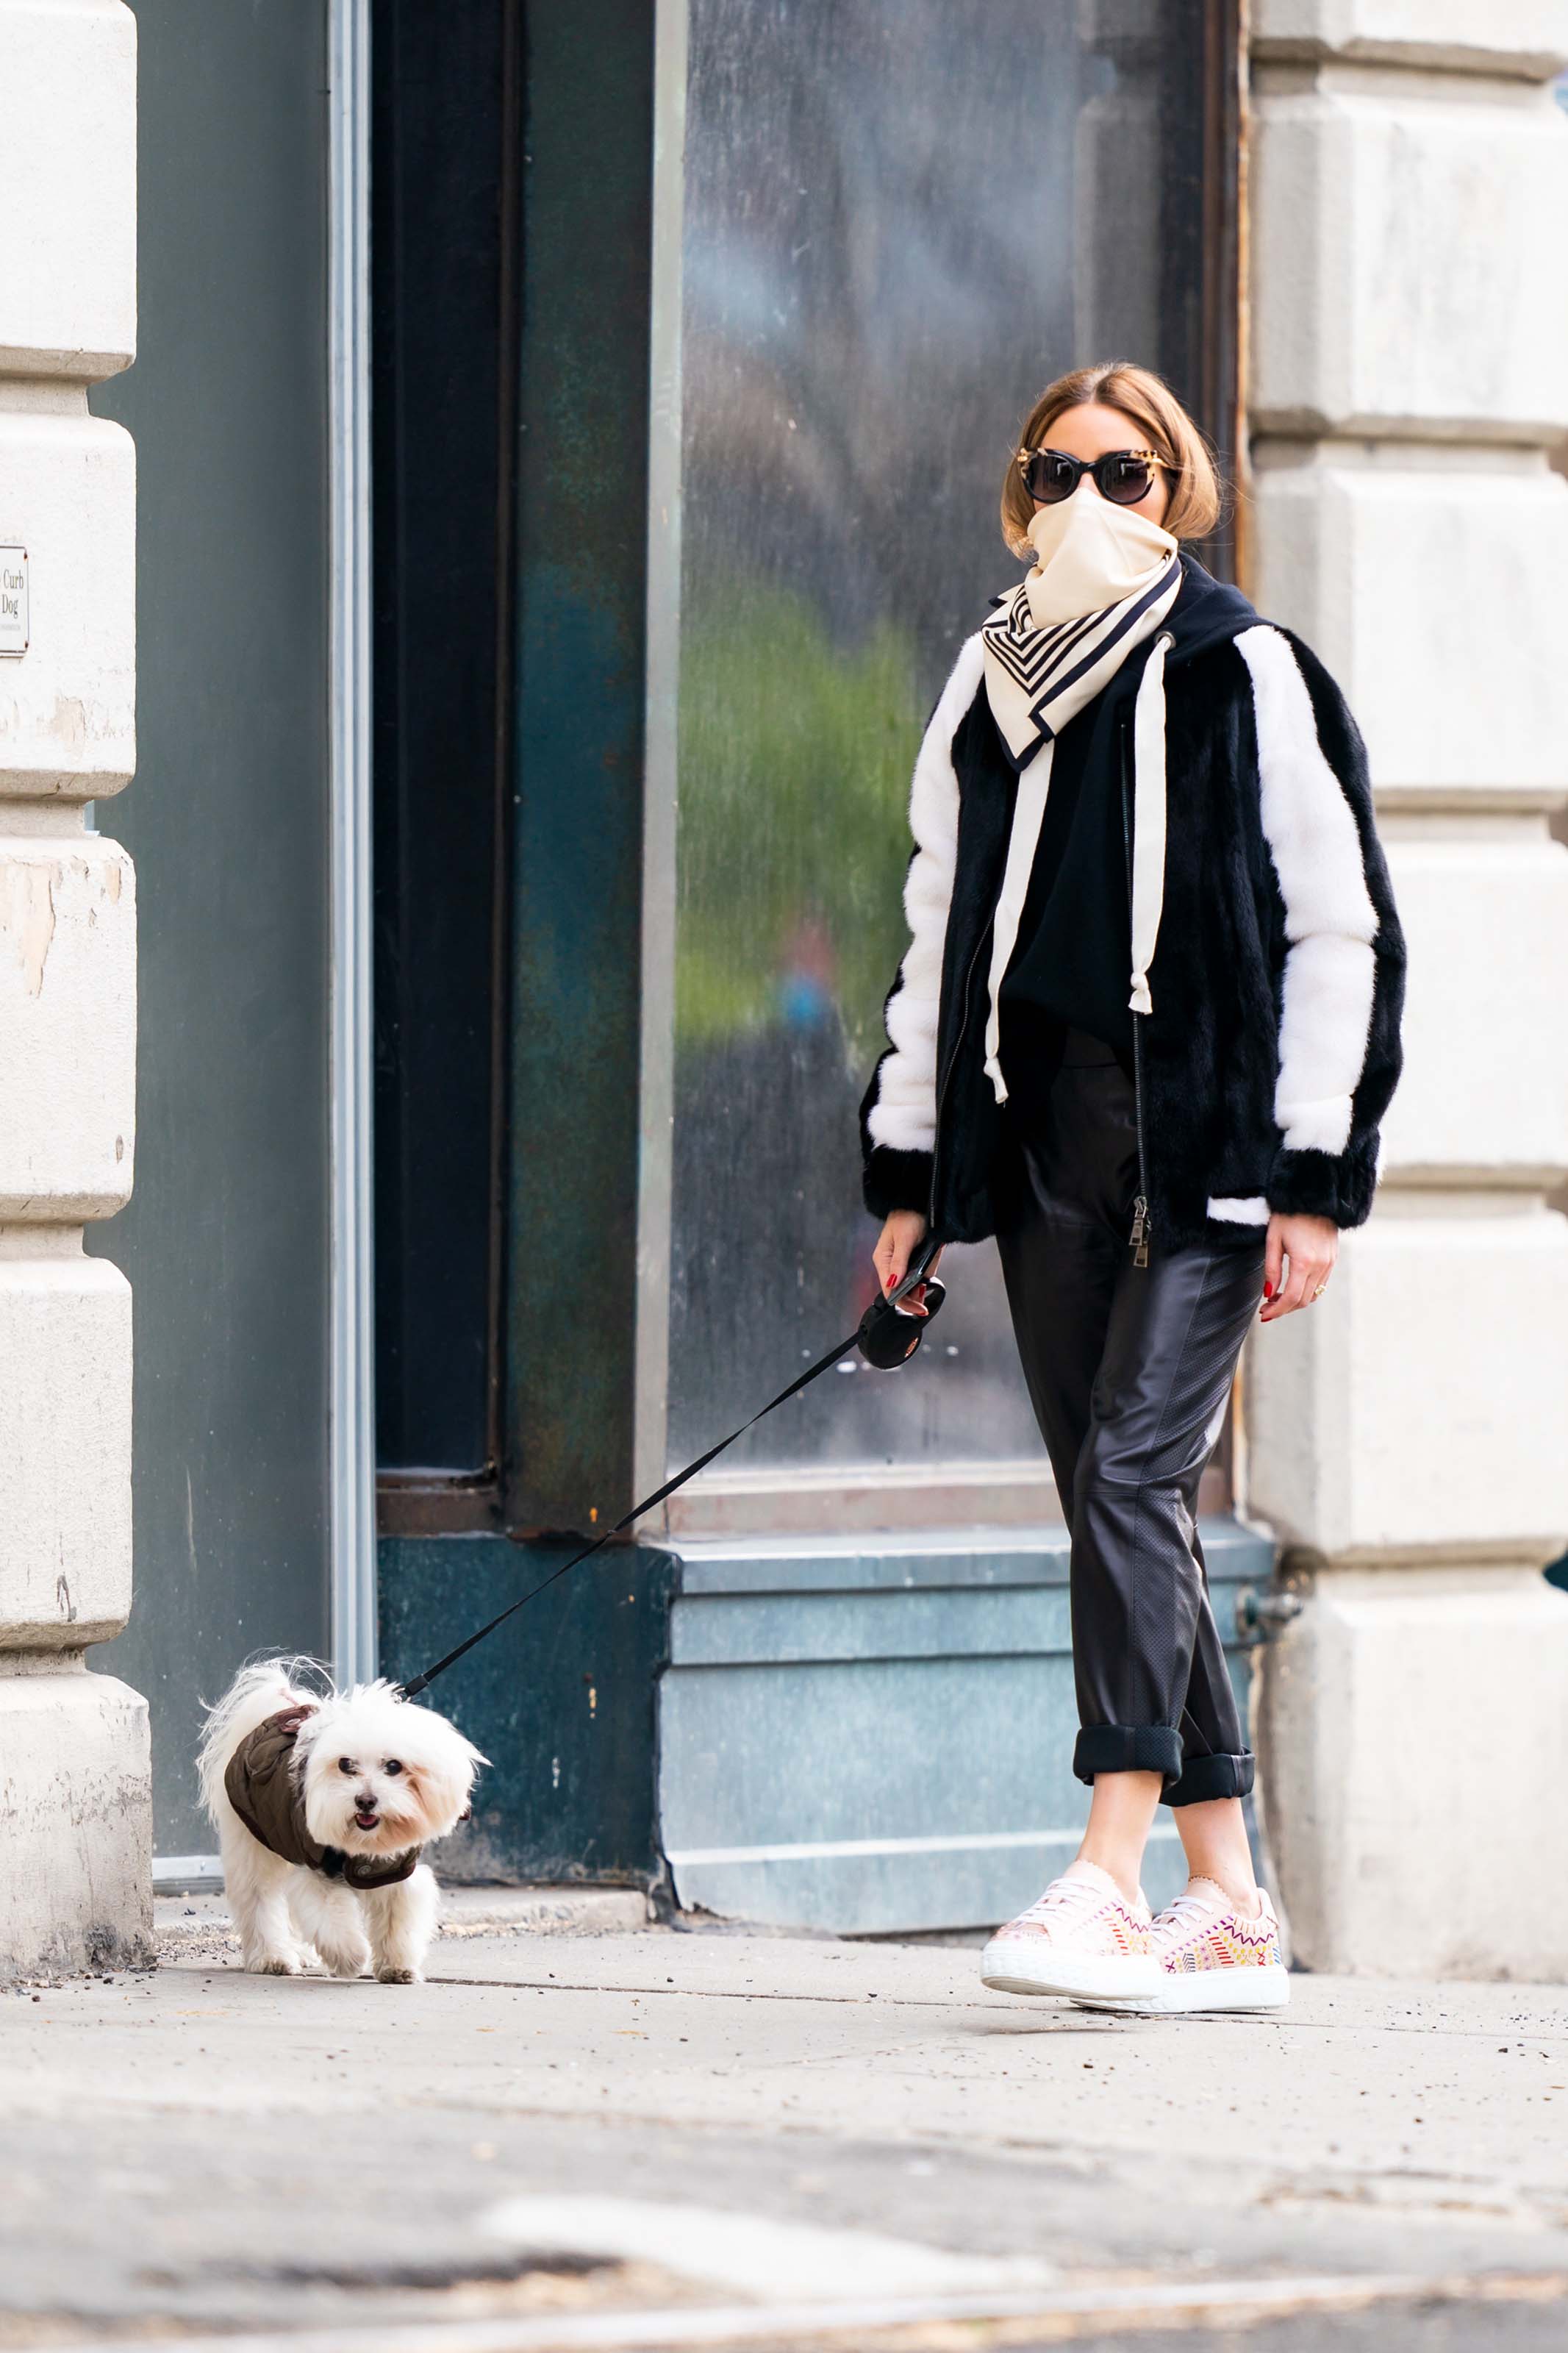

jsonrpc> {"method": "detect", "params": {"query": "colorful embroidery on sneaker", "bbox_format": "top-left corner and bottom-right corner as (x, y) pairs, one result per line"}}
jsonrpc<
(989, 1869), (1153, 1960)
(1153, 1892), (1282, 1976)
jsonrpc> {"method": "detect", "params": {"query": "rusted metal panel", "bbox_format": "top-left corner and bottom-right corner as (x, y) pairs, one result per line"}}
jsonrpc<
(506, 1), (657, 1531)
(379, 1533), (679, 1884)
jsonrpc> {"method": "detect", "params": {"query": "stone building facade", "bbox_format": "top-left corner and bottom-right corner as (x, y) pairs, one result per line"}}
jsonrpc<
(0, 0), (150, 1977)
(1244, 1), (1568, 1975)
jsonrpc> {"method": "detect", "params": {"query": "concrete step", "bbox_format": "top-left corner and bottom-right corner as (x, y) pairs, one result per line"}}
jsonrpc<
(155, 1882), (651, 1963)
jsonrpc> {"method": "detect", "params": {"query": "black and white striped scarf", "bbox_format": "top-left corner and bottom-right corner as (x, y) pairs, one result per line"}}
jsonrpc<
(979, 552), (1183, 773)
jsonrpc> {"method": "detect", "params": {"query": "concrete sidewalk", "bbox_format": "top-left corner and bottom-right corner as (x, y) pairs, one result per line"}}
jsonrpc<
(1, 1894), (1566, 2352)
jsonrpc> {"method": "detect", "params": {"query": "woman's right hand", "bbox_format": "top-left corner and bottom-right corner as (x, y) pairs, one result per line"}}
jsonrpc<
(873, 1210), (939, 1313)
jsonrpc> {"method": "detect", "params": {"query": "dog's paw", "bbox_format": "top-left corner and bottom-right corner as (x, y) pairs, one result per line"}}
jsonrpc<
(375, 1963), (420, 1985)
(246, 1948), (303, 1977)
(316, 1940), (371, 1981)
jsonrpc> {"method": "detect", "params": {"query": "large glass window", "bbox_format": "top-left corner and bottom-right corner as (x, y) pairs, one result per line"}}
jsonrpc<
(666, 0), (1236, 1471)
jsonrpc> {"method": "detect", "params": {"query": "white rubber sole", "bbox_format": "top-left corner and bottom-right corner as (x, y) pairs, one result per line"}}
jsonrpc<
(1073, 1963), (1292, 2016)
(981, 1940), (1163, 2007)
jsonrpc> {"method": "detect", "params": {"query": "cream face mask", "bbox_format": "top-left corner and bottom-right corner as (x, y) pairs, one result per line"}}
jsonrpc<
(1021, 482), (1178, 628)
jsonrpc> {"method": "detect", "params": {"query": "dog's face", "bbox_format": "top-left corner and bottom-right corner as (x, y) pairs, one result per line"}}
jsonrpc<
(295, 1683), (487, 1858)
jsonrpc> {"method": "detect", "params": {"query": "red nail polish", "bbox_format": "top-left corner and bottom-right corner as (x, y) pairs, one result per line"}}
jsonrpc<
(1263, 1282), (1274, 1299)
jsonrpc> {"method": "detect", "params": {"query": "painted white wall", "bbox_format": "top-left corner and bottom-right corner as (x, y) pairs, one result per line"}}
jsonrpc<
(0, 412), (137, 799)
(0, 1247), (132, 1649)
(0, 1674), (151, 1977)
(0, 836), (136, 1215)
(1378, 837), (1568, 1178)
(1247, 1206), (1568, 1557)
(1253, 0), (1568, 80)
(1253, 454), (1568, 795)
(0, 0), (148, 1981)
(1245, 5), (1568, 1975)
(1252, 73), (1568, 443)
(0, 0), (136, 381)
(1259, 1566), (1568, 1977)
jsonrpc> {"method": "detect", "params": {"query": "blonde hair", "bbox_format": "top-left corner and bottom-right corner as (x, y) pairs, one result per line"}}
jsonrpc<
(999, 361), (1224, 558)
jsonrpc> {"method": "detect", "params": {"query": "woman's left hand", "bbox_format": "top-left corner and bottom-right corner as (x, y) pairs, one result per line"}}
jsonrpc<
(1259, 1212), (1338, 1321)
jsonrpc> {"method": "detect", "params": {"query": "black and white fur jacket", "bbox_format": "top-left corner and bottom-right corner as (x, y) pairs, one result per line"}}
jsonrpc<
(859, 552), (1406, 1251)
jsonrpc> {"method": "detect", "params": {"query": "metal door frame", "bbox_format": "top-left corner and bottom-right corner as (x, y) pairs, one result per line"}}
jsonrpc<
(328, 0), (378, 1685)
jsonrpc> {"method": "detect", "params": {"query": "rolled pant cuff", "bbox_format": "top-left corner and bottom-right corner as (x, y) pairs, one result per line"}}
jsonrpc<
(1162, 1750), (1256, 1807)
(1073, 1724), (1184, 1785)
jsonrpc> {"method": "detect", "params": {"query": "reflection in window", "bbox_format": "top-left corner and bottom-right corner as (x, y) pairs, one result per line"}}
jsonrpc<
(667, 0), (1229, 1468)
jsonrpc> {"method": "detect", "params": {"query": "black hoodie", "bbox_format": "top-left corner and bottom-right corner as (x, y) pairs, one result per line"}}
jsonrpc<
(997, 553), (1261, 1100)
(859, 550), (1406, 1253)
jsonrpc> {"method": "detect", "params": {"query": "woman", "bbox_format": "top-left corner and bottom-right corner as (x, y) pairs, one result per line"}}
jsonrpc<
(859, 362), (1405, 2014)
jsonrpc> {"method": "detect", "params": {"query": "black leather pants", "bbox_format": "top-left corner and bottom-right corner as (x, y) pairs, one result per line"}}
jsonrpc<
(996, 1027), (1265, 1804)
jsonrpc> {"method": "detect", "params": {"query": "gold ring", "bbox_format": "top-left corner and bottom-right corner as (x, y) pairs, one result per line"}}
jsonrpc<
(1311, 1282), (1328, 1300)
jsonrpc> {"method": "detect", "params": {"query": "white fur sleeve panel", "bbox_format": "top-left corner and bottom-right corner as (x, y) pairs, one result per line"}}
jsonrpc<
(865, 629), (987, 1157)
(1237, 624), (1378, 1157)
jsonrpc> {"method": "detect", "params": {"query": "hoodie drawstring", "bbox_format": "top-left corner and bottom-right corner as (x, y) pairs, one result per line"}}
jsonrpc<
(1128, 630), (1174, 1018)
(980, 738), (1054, 1102)
(980, 626), (1176, 1104)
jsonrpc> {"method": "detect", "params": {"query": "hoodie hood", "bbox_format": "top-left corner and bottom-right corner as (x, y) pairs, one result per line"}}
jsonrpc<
(984, 547), (1259, 707)
(973, 538), (1269, 1073)
(975, 546), (1264, 1063)
(1143, 548), (1258, 668)
(1089, 551), (1260, 717)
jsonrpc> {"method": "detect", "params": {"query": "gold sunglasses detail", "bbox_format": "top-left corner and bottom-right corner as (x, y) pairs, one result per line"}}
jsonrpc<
(1015, 446), (1170, 470)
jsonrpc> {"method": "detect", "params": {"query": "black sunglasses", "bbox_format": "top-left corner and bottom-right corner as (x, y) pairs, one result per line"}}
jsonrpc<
(1017, 445), (1170, 507)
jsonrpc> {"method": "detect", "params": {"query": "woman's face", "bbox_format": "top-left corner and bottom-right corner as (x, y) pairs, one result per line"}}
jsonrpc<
(1029, 401), (1172, 527)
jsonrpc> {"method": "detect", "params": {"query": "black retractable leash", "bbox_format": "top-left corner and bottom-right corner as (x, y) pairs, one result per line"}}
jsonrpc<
(398, 1236), (947, 1701)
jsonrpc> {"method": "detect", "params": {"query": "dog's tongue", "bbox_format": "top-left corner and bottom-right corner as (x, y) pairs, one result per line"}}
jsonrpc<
(354, 1810), (378, 1831)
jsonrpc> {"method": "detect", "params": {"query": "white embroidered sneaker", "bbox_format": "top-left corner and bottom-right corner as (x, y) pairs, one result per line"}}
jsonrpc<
(1142, 1879), (1291, 2014)
(980, 1863), (1161, 2005)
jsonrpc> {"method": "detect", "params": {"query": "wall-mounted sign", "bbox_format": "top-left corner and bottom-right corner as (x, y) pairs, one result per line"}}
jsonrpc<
(0, 548), (28, 656)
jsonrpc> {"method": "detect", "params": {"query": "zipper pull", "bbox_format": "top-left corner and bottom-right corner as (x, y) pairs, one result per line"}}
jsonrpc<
(1130, 1193), (1150, 1269)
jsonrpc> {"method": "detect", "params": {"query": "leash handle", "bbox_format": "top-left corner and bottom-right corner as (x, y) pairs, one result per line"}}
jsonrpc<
(886, 1226), (942, 1307)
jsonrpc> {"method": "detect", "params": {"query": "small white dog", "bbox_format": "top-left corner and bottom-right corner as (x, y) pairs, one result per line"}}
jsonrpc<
(198, 1657), (487, 1983)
